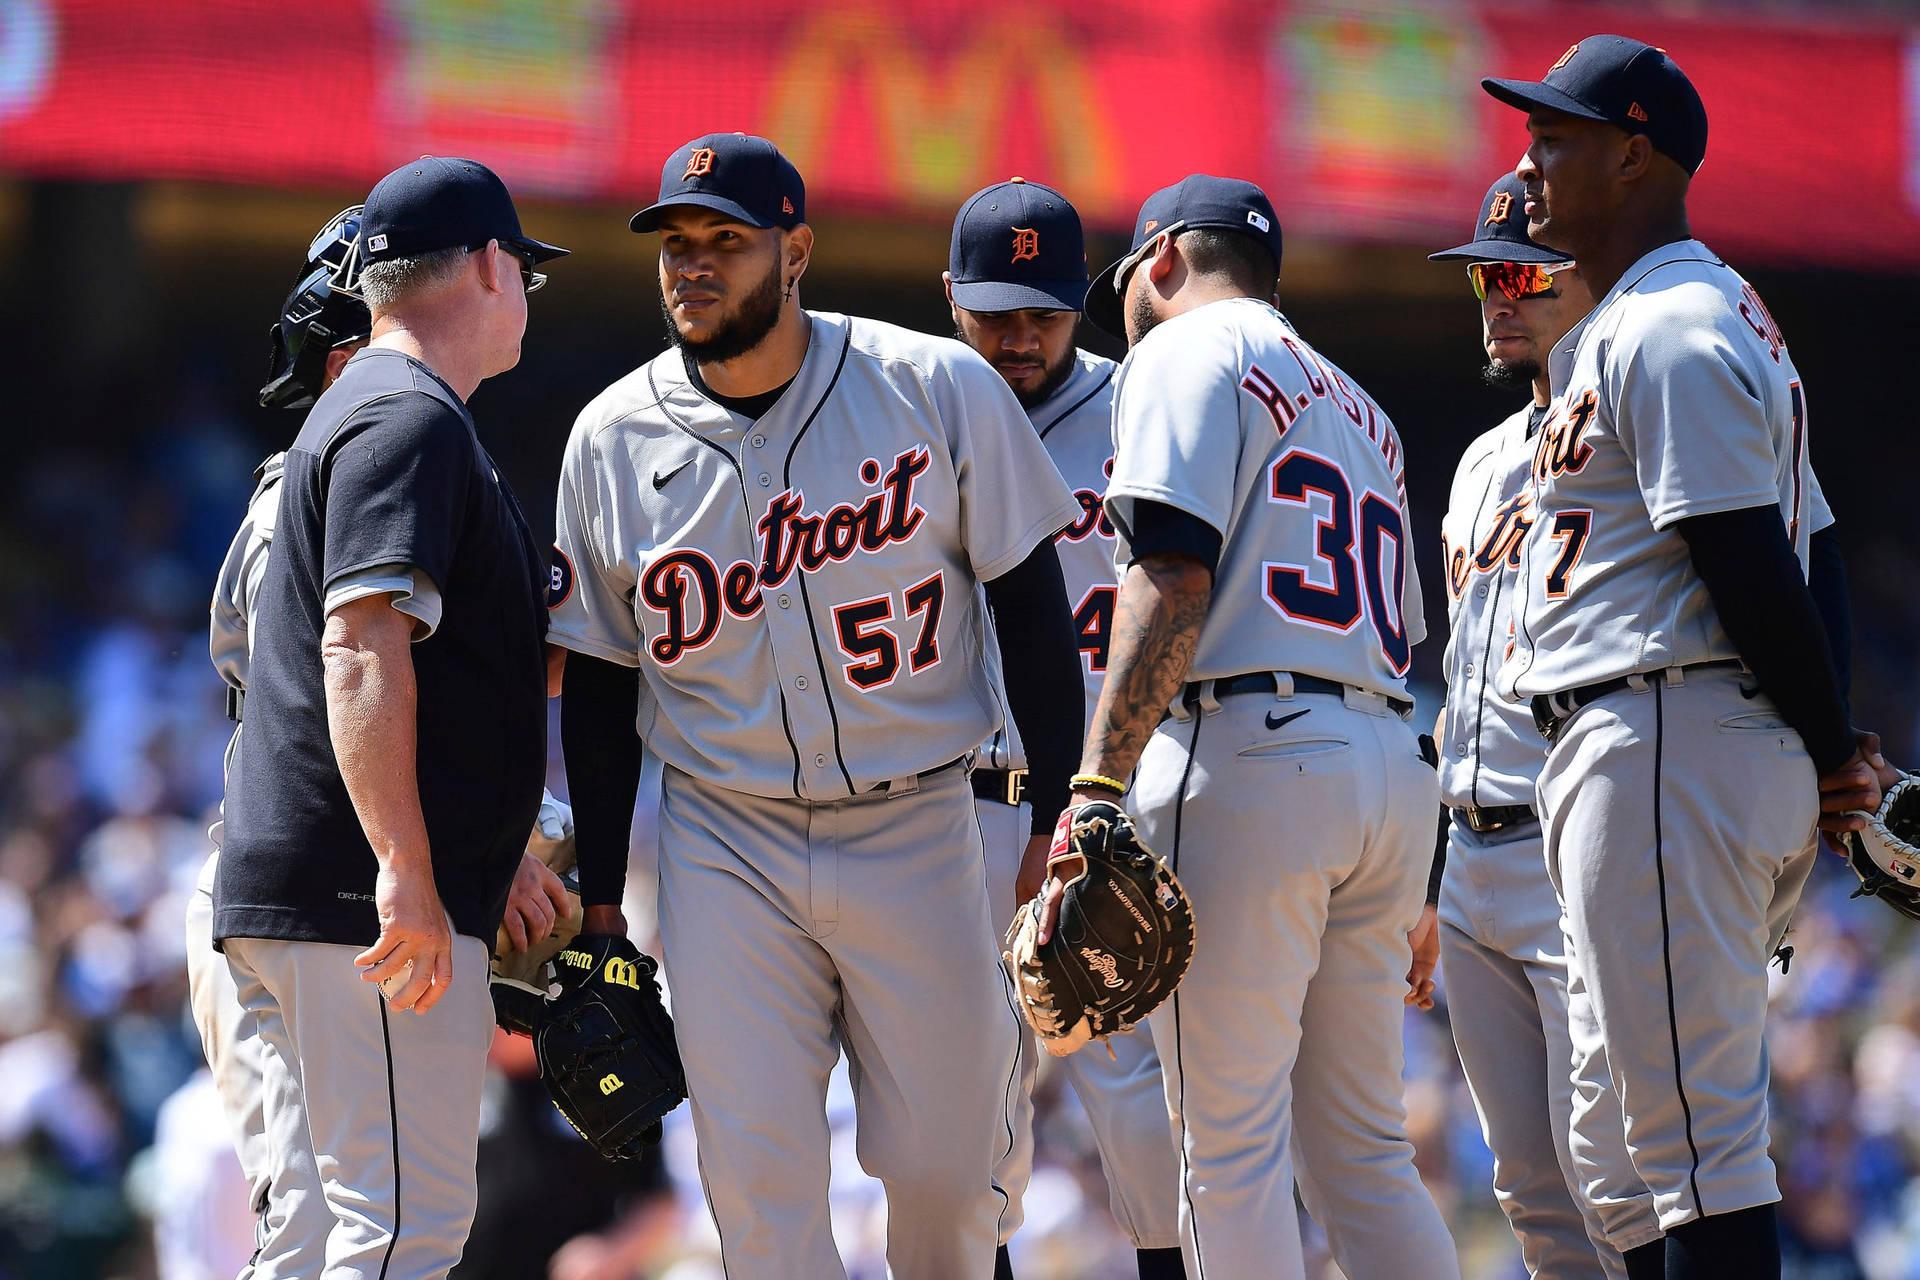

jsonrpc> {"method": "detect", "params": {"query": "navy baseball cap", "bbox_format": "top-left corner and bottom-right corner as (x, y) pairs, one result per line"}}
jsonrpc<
(1428, 174), (1571, 263)
(631, 134), (806, 233)
(1483, 35), (1708, 176)
(360, 157), (568, 264)
(948, 179), (1089, 313)
(1086, 174), (1283, 338)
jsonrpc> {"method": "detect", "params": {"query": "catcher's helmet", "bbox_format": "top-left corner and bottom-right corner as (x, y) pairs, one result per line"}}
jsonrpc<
(259, 205), (373, 410)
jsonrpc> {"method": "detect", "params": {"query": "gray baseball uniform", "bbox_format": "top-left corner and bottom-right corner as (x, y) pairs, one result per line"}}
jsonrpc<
(1106, 297), (1457, 1278)
(547, 311), (1078, 1279)
(974, 349), (1182, 1253)
(1497, 241), (1827, 1237)
(1437, 406), (1640, 1276)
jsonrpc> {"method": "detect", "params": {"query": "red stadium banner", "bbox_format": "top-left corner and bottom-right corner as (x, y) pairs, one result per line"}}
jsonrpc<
(0, 0), (1913, 267)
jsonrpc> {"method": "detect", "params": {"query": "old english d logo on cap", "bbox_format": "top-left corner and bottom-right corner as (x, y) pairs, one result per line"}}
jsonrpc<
(684, 148), (716, 178)
(1486, 191), (1513, 224)
(1011, 226), (1039, 263)
(1549, 42), (1579, 72)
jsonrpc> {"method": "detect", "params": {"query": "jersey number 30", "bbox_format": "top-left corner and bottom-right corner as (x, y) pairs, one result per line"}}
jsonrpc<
(1263, 449), (1410, 674)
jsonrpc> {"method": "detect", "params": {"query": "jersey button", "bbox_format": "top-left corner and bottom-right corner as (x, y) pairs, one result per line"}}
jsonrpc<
(759, 473), (773, 487)
(1464, 663), (1474, 677)
(795, 676), (810, 691)
(813, 753), (827, 767)
(1476, 584), (1488, 599)
(750, 434), (766, 448)
(1455, 743), (1468, 758)
(777, 594), (792, 609)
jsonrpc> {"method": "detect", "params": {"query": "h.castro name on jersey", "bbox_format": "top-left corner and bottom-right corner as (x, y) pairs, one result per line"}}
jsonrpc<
(615, 447), (932, 666)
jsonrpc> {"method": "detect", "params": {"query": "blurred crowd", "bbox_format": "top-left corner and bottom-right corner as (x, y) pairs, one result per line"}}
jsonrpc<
(1, 347), (1917, 1280)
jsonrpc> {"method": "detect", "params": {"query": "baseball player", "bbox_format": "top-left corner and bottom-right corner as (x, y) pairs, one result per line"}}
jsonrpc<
(547, 133), (1085, 1279)
(1427, 173), (1639, 1278)
(944, 178), (1185, 1280)
(1484, 38), (1877, 1279)
(1065, 175), (1457, 1278)
(215, 159), (568, 1280)
(185, 207), (578, 1278)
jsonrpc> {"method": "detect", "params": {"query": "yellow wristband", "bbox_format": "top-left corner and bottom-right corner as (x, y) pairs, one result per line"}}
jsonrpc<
(1071, 773), (1128, 797)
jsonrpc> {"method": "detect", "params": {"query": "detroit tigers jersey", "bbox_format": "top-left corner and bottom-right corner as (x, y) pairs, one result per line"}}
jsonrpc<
(548, 311), (1079, 801)
(1500, 242), (1823, 700)
(980, 349), (1117, 772)
(1438, 406), (1546, 810)
(1104, 297), (1425, 699)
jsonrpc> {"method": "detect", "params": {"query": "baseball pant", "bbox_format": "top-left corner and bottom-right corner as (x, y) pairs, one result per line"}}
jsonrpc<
(1134, 682), (1459, 1280)
(976, 794), (1184, 1251)
(1439, 818), (1638, 1275)
(655, 763), (1023, 1280)
(1539, 664), (1818, 1236)
(223, 933), (493, 1280)
(185, 850), (335, 1280)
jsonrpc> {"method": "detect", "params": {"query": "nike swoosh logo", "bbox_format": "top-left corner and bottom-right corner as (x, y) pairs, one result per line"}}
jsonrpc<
(1739, 683), (1760, 700)
(653, 460), (693, 491)
(1265, 709), (1310, 731)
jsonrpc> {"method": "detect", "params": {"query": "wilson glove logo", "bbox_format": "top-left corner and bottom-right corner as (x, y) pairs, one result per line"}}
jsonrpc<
(603, 957), (644, 991)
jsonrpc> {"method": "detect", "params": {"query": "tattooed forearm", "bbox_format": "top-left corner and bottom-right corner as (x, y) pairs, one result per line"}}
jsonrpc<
(1081, 553), (1213, 783)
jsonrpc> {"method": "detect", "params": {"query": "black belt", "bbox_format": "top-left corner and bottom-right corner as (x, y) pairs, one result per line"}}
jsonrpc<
(1186, 671), (1413, 719)
(225, 685), (245, 724)
(1454, 803), (1535, 833)
(971, 767), (1029, 807)
(1529, 659), (1745, 740)
(866, 756), (967, 794)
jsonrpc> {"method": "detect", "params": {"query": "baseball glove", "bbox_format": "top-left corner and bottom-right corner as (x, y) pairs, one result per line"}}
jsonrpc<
(1847, 772), (1920, 922)
(1003, 800), (1195, 1056)
(515, 933), (686, 1160)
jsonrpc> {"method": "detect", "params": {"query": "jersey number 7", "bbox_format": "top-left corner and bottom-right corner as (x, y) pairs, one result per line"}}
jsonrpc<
(1262, 449), (1410, 674)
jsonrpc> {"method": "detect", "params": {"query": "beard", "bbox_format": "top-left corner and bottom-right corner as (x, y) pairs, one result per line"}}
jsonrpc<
(958, 332), (1077, 409)
(1125, 281), (1161, 348)
(1481, 358), (1539, 394)
(662, 260), (784, 365)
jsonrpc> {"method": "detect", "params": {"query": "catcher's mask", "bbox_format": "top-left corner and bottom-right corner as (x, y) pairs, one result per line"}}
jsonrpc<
(259, 205), (372, 410)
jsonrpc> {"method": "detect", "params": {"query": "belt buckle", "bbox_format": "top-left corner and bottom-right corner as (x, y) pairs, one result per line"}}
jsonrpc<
(1003, 769), (1027, 807)
(1530, 695), (1559, 740)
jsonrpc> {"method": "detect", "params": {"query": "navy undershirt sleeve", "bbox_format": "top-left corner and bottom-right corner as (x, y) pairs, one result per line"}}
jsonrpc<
(1125, 499), (1223, 578)
(1807, 526), (1852, 717)
(1676, 507), (1853, 774)
(982, 541), (1083, 835)
(561, 651), (644, 909)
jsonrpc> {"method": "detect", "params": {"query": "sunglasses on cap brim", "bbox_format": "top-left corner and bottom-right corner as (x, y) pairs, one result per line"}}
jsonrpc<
(1113, 220), (1189, 295)
(1469, 260), (1573, 302)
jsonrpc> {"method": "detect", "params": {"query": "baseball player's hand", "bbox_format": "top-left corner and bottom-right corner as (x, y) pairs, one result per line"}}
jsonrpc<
(354, 858), (453, 1013)
(1015, 833), (1051, 912)
(1855, 729), (1903, 793)
(1818, 748), (1883, 834)
(1405, 904), (1439, 1011)
(502, 852), (571, 952)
